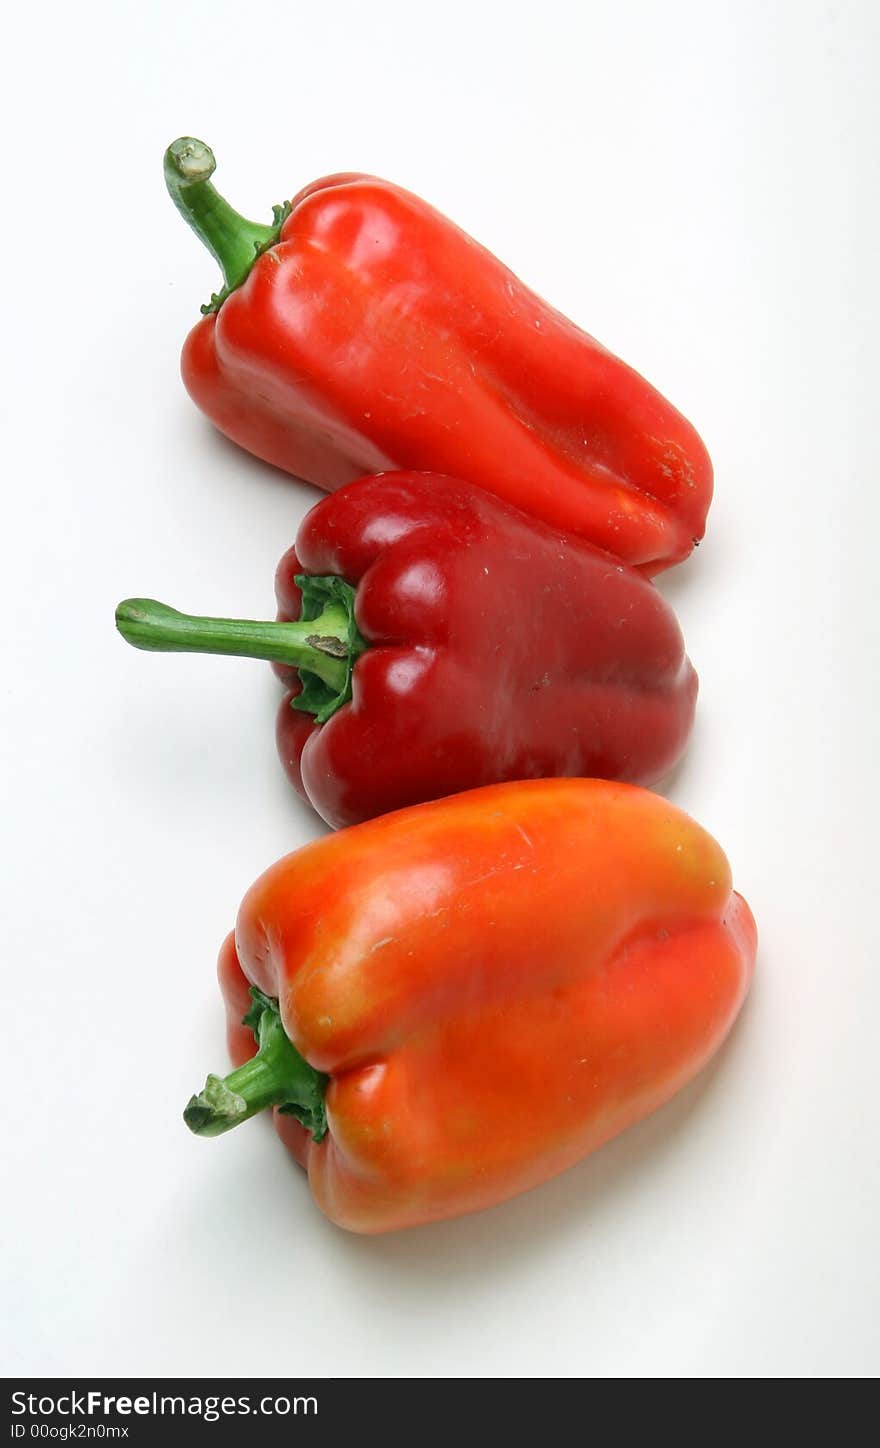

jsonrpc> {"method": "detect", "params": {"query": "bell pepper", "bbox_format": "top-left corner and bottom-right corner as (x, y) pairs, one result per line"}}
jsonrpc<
(185, 778), (756, 1234)
(164, 137), (713, 574)
(116, 472), (697, 829)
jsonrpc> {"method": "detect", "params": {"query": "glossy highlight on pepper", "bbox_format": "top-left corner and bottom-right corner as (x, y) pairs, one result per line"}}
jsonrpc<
(116, 473), (698, 827)
(165, 138), (713, 573)
(186, 779), (757, 1234)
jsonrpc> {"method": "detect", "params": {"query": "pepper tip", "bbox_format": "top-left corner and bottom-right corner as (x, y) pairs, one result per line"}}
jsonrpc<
(165, 136), (216, 187)
(183, 1074), (247, 1137)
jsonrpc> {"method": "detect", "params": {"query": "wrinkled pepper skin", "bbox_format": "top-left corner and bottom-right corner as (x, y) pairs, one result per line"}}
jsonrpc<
(273, 473), (697, 827)
(171, 142), (713, 573)
(210, 780), (756, 1234)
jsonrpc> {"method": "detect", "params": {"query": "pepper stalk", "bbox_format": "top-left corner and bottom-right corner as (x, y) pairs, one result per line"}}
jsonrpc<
(184, 988), (329, 1141)
(164, 136), (291, 314)
(115, 575), (366, 723)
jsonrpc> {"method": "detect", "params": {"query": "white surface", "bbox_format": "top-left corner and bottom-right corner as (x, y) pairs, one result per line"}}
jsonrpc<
(2, 0), (878, 1380)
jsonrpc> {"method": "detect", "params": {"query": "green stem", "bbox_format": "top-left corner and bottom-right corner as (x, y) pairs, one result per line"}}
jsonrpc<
(164, 137), (291, 314)
(116, 599), (348, 690)
(116, 576), (366, 723)
(184, 989), (328, 1141)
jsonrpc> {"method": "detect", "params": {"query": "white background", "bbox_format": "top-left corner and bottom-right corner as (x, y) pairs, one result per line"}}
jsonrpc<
(2, 0), (877, 1380)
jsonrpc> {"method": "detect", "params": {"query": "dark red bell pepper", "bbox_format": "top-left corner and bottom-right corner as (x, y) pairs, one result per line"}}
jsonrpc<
(164, 138), (713, 574)
(116, 472), (697, 829)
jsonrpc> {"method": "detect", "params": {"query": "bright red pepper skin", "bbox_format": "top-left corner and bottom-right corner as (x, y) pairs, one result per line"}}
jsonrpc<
(179, 170), (713, 573)
(210, 779), (756, 1234)
(272, 472), (697, 828)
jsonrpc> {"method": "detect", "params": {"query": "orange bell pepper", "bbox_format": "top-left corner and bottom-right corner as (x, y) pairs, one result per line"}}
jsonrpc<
(185, 779), (756, 1233)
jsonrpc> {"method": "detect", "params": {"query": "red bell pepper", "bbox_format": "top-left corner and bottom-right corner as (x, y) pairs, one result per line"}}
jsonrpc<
(185, 779), (757, 1234)
(164, 138), (713, 573)
(116, 473), (697, 828)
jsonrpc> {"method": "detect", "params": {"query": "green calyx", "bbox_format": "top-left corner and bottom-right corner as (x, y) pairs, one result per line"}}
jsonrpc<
(184, 987), (329, 1142)
(115, 574), (366, 725)
(291, 574), (364, 724)
(163, 136), (291, 315)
